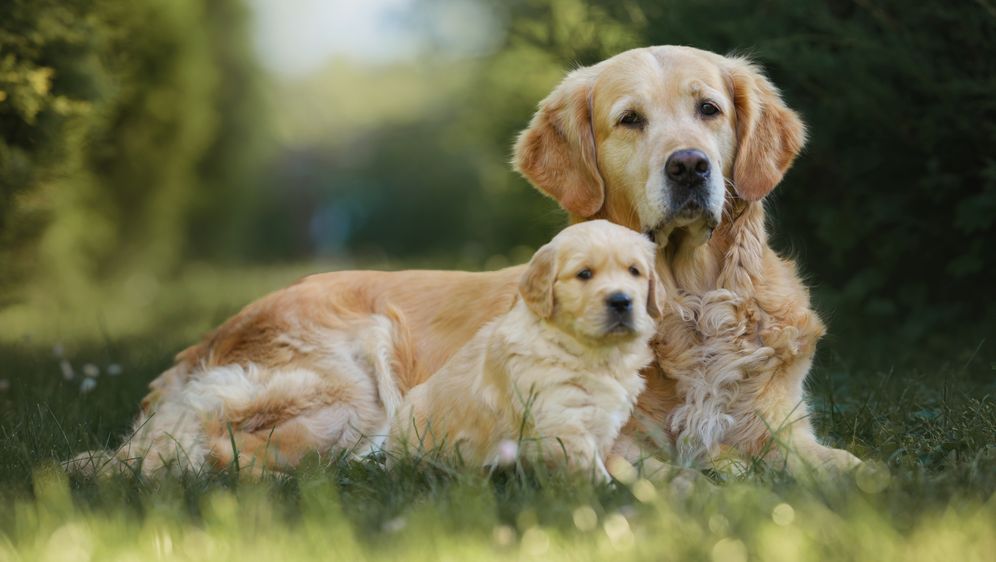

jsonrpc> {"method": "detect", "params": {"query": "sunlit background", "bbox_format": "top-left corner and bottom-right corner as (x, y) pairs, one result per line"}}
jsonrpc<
(1, 0), (993, 362)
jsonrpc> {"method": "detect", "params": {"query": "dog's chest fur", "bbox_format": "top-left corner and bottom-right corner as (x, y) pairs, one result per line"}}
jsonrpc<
(642, 203), (825, 464)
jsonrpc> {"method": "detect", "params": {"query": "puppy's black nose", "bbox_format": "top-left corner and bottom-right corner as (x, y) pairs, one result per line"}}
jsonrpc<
(665, 149), (710, 186)
(606, 292), (633, 314)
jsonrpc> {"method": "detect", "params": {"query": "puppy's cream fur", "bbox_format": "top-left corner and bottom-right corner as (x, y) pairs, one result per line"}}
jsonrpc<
(387, 221), (659, 478)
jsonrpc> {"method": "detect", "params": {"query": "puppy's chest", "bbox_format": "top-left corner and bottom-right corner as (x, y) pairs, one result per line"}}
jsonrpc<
(557, 372), (642, 433)
(497, 330), (646, 443)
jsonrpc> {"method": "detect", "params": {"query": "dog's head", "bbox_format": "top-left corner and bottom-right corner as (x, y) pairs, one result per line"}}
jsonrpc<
(514, 45), (806, 246)
(519, 220), (661, 344)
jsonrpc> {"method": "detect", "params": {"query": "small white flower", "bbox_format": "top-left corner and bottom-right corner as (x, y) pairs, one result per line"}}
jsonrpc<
(80, 378), (97, 393)
(60, 359), (75, 380)
(106, 364), (123, 376)
(82, 363), (100, 378)
(495, 440), (519, 466)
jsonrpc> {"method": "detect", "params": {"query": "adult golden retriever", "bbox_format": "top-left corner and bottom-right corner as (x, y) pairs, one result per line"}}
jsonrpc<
(72, 45), (860, 477)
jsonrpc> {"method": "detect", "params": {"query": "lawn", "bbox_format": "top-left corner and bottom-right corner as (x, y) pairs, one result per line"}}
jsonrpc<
(0, 264), (993, 561)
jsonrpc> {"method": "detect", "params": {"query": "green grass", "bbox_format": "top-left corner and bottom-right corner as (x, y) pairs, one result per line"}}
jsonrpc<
(0, 264), (993, 561)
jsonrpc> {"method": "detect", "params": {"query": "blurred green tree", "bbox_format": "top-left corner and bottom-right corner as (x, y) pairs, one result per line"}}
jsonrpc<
(0, 0), (264, 302)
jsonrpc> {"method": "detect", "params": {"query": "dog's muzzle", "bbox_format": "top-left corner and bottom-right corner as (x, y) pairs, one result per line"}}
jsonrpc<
(665, 148), (713, 222)
(649, 148), (722, 244)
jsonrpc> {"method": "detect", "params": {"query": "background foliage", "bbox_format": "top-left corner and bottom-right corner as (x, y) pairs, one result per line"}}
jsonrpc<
(0, 0), (264, 303)
(1, 0), (993, 354)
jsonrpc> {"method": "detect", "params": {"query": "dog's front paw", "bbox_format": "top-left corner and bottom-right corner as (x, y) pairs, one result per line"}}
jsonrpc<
(818, 447), (863, 473)
(787, 444), (862, 479)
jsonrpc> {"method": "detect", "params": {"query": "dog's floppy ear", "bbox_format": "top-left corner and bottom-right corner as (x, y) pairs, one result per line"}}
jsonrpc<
(727, 57), (807, 201)
(519, 243), (558, 319)
(646, 268), (664, 320)
(513, 66), (605, 218)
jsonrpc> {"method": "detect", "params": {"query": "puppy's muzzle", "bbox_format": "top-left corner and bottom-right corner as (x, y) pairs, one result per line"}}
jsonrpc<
(604, 291), (634, 332)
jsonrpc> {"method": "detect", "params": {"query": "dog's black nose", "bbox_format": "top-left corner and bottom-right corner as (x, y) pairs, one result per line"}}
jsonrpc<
(665, 149), (710, 186)
(606, 292), (633, 314)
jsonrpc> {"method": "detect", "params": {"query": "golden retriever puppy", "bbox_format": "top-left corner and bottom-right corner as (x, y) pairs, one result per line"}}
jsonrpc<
(71, 46), (860, 479)
(387, 220), (660, 479)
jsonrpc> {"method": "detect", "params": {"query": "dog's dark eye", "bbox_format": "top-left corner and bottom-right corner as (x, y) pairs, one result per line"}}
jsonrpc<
(628, 266), (641, 277)
(577, 268), (593, 281)
(618, 110), (645, 128)
(699, 101), (720, 117)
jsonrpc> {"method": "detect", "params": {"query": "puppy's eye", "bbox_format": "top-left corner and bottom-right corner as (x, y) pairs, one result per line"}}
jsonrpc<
(699, 101), (720, 117)
(576, 268), (593, 281)
(618, 110), (645, 129)
(628, 266), (641, 277)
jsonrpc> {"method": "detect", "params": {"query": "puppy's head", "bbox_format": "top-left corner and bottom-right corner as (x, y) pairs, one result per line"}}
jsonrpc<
(514, 46), (806, 246)
(519, 220), (662, 344)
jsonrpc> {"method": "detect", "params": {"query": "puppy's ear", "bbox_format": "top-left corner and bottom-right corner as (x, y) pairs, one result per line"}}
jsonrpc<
(519, 243), (558, 319)
(645, 268), (664, 320)
(513, 66), (605, 218)
(727, 57), (807, 201)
